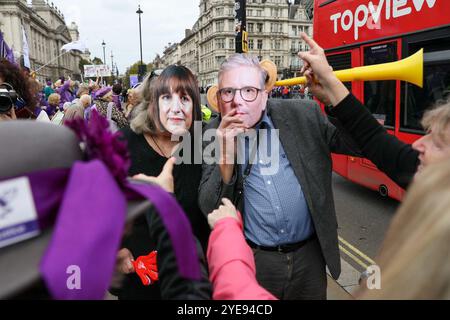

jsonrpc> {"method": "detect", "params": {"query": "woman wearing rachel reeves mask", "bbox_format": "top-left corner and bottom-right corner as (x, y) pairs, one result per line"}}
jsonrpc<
(112, 65), (211, 300)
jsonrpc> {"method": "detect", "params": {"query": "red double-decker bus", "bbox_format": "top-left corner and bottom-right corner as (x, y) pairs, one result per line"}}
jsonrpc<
(313, 0), (450, 200)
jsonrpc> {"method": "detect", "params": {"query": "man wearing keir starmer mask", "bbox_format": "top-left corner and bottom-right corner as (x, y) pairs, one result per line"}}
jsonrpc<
(199, 53), (361, 300)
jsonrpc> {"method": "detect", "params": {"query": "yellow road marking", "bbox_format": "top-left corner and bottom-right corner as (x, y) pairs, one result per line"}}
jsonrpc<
(338, 245), (370, 270)
(338, 236), (376, 265)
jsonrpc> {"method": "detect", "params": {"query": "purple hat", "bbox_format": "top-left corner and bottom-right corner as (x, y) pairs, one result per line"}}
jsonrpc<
(93, 86), (112, 100)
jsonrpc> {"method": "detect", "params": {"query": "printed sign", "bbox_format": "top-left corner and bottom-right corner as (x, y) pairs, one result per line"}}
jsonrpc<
(84, 64), (111, 77)
(0, 177), (40, 249)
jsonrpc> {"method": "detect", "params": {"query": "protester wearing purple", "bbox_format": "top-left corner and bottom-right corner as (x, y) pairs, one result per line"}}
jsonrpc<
(55, 77), (75, 107)
(112, 83), (123, 111)
(92, 86), (128, 129)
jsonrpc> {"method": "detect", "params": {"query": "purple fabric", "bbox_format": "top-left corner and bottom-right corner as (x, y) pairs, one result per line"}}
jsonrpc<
(126, 183), (201, 280)
(1, 32), (15, 64)
(45, 104), (57, 117)
(27, 168), (70, 230)
(93, 86), (112, 100)
(40, 160), (126, 299)
(57, 81), (73, 105)
(112, 94), (122, 111)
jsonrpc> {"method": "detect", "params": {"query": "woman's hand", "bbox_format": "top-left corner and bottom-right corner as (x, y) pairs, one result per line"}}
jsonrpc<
(208, 198), (239, 229)
(115, 248), (135, 274)
(132, 157), (176, 193)
(298, 32), (349, 106)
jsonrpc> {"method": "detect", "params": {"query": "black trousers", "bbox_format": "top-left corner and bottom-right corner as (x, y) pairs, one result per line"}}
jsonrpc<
(252, 237), (327, 300)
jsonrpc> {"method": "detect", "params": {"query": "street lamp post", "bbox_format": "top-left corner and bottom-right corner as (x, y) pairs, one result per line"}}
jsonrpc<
(136, 5), (145, 81)
(111, 51), (114, 79)
(101, 40), (106, 65)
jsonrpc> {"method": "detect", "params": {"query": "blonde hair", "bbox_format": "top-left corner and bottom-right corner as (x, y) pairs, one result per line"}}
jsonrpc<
(77, 84), (89, 98)
(63, 104), (84, 123)
(54, 79), (62, 88)
(358, 160), (450, 299)
(421, 101), (450, 145)
(47, 93), (61, 106)
(79, 94), (92, 108)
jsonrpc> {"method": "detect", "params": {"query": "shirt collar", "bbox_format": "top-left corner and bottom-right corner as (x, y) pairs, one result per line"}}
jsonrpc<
(255, 110), (274, 130)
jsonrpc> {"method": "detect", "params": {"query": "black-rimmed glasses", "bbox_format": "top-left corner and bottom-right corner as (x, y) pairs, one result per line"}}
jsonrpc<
(218, 86), (262, 103)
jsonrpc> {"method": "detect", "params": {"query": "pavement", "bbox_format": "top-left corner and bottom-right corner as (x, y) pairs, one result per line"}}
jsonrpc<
(327, 258), (362, 300)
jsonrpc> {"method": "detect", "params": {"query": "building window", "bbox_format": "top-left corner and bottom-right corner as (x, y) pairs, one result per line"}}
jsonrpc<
(215, 21), (224, 32)
(247, 9), (253, 17)
(215, 38), (225, 49)
(304, 26), (310, 35)
(215, 7), (224, 16)
(248, 23), (254, 33)
(290, 55), (301, 69)
(275, 39), (281, 50)
(256, 10), (262, 17)
(275, 56), (282, 67)
(271, 23), (282, 33)
(257, 39), (263, 50)
(229, 38), (235, 49)
(249, 39), (254, 50)
(257, 23), (263, 33)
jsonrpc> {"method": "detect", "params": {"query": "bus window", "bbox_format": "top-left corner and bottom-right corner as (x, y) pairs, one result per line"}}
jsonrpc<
(327, 52), (352, 92)
(363, 42), (397, 128)
(403, 40), (450, 132)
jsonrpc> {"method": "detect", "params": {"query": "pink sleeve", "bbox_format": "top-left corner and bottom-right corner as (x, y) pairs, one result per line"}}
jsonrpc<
(207, 217), (276, 300)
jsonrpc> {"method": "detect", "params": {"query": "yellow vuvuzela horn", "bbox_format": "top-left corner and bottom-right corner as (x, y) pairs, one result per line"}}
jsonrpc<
(275, 49), (423, 88)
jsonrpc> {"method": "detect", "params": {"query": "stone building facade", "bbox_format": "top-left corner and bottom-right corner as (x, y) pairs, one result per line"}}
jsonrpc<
(0, 0), (88, 82)
(158, 0), (313, 87)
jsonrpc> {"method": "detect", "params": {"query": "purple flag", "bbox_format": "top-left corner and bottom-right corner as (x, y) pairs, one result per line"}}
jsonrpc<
(0, 32), (15, 64)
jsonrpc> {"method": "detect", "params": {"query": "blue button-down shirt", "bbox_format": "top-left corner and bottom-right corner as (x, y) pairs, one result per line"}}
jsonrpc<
(240, 112), (314, 246)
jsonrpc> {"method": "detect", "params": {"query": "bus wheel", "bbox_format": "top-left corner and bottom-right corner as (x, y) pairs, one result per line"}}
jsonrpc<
(379, 185), (389, 197)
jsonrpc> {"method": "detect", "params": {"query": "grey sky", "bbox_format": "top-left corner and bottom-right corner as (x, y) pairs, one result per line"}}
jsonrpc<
(52, 0), (199, 74)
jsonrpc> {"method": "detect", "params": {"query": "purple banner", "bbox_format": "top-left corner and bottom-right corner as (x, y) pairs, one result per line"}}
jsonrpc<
(0, 32), (15, 64)
(129, 75), (139, 88)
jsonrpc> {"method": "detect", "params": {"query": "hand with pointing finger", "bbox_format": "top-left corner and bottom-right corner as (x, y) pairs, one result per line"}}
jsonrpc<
(298, 32), (349, 106)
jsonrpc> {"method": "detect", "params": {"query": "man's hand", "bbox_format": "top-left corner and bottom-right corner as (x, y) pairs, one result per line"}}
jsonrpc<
(217, 108), (247, 162)
(133, 157), (175, 193)
(208, 198), (240, 229)
(216, 108), (247, 183)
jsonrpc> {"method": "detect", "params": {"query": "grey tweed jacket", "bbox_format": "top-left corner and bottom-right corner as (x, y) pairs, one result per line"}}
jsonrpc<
(198, 99), (361, 279)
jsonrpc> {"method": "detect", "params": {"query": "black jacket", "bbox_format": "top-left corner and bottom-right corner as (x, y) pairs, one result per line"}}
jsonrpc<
(327, 94), (419, 189)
